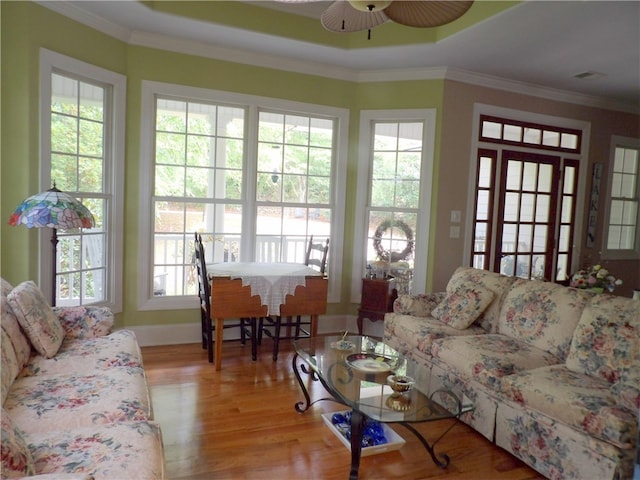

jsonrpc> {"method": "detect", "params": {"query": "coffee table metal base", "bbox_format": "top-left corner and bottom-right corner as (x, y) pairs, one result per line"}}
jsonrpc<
(292, 353), (460, 479)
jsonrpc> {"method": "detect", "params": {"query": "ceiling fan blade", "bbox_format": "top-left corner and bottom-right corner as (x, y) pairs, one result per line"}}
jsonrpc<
(321, 1), (389, 32)
(384, 1), (474, 28)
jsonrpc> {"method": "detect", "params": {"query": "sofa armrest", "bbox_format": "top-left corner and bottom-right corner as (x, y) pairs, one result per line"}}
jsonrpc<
(52, 306), (114, 339)
(393, 292), (446, 317)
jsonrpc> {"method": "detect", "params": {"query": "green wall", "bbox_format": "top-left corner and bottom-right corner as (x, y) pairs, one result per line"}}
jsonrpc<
(1, 2), (445, 328)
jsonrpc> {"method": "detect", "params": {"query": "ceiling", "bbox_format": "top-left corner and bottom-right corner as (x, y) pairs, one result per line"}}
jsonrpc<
(43, 1), (640, 112)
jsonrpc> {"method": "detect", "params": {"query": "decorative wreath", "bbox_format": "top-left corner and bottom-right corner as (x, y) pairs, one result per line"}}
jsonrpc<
(373, 219), (414, 262)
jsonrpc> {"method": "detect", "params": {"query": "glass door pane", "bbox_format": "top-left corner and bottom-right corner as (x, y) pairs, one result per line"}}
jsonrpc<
(495, 151), (560, 279)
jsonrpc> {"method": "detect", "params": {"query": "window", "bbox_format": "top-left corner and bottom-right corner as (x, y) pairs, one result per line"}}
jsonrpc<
(40, 49), (125, 311)
(603, 137), (640, 259)
(139, 81), (348, 309)
(470, 110), (586, 282)
(351, 110), (435, 300)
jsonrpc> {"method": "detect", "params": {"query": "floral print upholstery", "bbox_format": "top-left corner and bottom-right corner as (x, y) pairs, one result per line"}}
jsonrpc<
(566, 299), (640, 384)
(1, 329), (20, 405)
(384, 312), (485, 363)
(1, 280), (32, 370)
(496, 399), (635, 480)
(5, 368), (152, 435)
(384, 267), (638, 480)
(21, 330), (143, 378)
(499, 279), (594, 361)
(500, 365), (636, 448)
(431, 334), (560, 390)
(431, 284), (495, 329)
(27, 421), (165, 479)
(444, 267), (517, 332)
(7, 282), (64, 358)
(392, 292), (446, 317)
(53, 306), (113, 340)
(1, 408), (35, 478)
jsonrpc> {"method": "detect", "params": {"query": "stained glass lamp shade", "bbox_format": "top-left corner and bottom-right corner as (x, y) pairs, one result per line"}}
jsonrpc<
(8, 186), (95, 305)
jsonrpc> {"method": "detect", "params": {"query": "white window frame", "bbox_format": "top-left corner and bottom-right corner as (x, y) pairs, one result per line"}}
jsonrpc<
(39, 49), (125, 313)
(602, 136), (640, 260)
(351, 109), (436, 301)
(138, 81), (348, 310)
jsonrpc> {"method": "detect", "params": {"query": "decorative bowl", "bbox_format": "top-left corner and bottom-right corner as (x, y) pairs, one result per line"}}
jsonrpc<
(386, 374), (415, 394)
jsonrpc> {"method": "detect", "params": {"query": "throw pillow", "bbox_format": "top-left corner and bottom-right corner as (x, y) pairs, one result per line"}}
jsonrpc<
(431, 284), (495, 329)
(1, 408), (35, 477)
(6, 281), (65, 358)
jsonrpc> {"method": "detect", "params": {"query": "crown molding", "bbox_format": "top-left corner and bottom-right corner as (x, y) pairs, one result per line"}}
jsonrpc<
(36, 1), (132, 42)
(35, 1), (639, 115)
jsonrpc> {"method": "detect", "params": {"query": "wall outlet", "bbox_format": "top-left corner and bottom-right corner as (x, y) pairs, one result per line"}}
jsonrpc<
(449, 225), (460, 239)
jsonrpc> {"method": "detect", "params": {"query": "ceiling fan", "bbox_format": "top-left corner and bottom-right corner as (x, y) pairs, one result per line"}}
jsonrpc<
(276, 1), (474, 37)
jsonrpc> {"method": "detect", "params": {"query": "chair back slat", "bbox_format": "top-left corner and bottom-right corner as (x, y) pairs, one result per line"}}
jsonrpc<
(304, 235), (329, 275)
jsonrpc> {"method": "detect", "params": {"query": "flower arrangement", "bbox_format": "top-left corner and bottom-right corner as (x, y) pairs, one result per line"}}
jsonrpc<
(570, 264), (623, 292)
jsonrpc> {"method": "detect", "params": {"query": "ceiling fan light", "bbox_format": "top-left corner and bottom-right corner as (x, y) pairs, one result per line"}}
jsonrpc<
(347, 1), (392, 12)
(322, 1), (389, 32)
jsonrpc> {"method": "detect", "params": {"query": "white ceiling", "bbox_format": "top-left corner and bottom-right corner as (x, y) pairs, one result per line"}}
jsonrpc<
(44, 1), (640, 112)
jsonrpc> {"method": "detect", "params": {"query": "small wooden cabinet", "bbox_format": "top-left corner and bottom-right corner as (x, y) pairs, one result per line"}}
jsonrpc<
(357, 278), (398, 334)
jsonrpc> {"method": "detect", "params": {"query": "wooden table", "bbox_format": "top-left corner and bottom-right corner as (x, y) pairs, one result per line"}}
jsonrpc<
(209, 262), (328, 370)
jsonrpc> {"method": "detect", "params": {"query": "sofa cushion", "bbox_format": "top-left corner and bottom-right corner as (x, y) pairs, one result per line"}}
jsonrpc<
(431, 334), (560, 390)
(384, 313), (485, 358)
(21, 330), (143, 378)
(498, 279), (593, 361)
(7, 281), (64, 358)
(53, 306), (114, 340)
(432, 284), (495, 329)
(26, 421), (165, 479)
(565, 296), (640, 384)
(1, 279), (32, 370)
(1, 408), (36, 477)
(500, 365), (636, 448)
(445, 267), (517, 333)
(5, 368), (152, 435)
(1, 328), (20, 405)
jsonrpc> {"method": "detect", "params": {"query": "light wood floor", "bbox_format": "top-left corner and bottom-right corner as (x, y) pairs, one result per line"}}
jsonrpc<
(142, 339), (544, 480)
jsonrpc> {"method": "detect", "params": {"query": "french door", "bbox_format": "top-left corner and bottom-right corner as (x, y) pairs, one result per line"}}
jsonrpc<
(471, 150), (578, 282)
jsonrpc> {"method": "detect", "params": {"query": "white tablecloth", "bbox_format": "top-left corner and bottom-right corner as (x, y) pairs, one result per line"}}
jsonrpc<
(208, 262), (321, 316)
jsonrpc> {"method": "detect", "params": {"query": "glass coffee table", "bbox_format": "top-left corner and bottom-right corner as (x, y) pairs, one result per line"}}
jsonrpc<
(292, 334), (474, 480)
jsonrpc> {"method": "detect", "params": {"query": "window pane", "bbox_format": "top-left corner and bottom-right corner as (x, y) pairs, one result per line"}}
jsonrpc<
(504, 193), (520, 221)
(478, 156), (492, 188)
(504, 124), (522, 142)
(506, 161), (522, 189)
(563, 166), (576, 194)
(542, 130), (560, 147)
(560, 133), (578, 150)
(476, 190), (490, 220)
(535, 195), (550, 222)
(520, 194), (535, 222)
(502, 224), (517, 252)
(538, 164), (553, 192)
(522, 163), (537, 191)
(523, 128), (541, 144)
(50, 72), (107, 306)
(482, 121), (501, 139)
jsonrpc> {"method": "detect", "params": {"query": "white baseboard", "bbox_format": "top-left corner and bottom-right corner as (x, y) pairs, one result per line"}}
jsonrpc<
(128, 314), (383, 347)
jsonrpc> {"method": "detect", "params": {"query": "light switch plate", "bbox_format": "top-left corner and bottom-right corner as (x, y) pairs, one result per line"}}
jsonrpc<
(450, 210), (461, 223)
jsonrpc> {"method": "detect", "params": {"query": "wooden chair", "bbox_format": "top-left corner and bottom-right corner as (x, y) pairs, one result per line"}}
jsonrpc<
(259, 236), (329, 360)
(194, 232), (256, 363)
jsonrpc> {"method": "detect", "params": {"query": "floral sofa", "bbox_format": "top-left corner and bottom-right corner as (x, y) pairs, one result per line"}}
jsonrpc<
(1, 278), (165, 479)
(384, 266), (639, 480)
